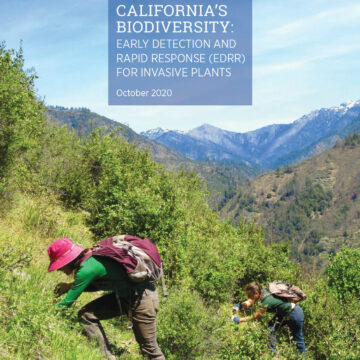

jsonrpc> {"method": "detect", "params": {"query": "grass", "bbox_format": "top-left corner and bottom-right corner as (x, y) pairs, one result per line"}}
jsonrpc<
(0, 194), (142, 360)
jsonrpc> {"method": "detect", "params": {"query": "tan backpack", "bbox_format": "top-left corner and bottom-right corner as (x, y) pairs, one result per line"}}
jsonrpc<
(265, 281), (307, 303)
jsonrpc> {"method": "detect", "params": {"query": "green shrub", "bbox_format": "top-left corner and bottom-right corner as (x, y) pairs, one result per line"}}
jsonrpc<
(220, 322), (271, 360)
(301, 278), (360, 359)
(157, 290), (227, 359)
(326, 247), (360, 301)
(0, 45), (45, 180)
(83, 133), (183, 239)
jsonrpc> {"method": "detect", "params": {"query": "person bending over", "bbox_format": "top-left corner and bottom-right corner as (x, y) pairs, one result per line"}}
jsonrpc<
(48, 237), (165, 360)
(232, 282), (306, 356)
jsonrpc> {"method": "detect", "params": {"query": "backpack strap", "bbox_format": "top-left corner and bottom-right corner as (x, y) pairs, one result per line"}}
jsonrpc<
(161, 269), (168, 297)
(261, 287), (271, 300)
(79, 249), (93, 265)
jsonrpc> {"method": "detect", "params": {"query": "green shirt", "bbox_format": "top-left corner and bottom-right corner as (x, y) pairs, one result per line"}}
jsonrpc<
(57, 256), (136, 307)
(261, 288), (292, 317)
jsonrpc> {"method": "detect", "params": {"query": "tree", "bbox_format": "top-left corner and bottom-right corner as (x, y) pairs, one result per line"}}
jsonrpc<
(0, 44), (45, 181)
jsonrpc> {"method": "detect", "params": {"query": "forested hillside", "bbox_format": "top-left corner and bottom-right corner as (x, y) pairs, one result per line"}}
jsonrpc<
(221, 134), (360, 269)
(46, 107), (262, 208)
(1, 45), (360, 359)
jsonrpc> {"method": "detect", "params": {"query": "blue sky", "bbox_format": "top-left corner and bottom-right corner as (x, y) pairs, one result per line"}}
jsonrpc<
(1, 0), (360, 133)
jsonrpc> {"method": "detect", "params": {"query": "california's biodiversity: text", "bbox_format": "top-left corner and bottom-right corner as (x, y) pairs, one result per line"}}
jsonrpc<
(115, 3), (234, 34)
(116, 4), (228, 18)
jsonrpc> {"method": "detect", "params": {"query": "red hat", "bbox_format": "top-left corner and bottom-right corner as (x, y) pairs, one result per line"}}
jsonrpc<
(47, 238), (83, 272)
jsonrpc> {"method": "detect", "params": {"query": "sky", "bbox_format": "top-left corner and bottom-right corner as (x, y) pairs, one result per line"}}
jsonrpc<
(1, 0), (360, 133)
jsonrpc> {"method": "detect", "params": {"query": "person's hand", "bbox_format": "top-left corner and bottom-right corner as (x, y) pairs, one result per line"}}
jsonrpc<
(231, 315), (240, 324)
(54, 282), (72, 297)
(232, 302), (242, 313)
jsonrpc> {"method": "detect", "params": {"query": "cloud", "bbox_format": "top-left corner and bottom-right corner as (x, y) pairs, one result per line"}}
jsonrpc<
(269, 4), (360, 37)
(255, 43), (360, 77)
(256, 3), (360, 55)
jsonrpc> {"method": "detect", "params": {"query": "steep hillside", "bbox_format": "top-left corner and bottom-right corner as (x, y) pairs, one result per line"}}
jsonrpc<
(271, 114), (360, 168)
(3, 44), (360, 360)
(221, 134), (360, 268)
(46, 107), (188, 167)
(0, 195), (143, 359)
(46, 107), (262, 206)
(142, 101), (360, 168)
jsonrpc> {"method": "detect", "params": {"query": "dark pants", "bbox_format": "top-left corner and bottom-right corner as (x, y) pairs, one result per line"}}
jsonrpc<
(78, 286), (165, 360)
(268, 305), (306, 355)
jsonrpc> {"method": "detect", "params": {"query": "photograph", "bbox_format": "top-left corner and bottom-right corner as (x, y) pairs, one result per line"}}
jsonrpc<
(1, 0), (360, 359)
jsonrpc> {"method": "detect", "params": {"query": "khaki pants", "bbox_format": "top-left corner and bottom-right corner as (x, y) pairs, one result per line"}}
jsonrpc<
(78, 286), (165, 360)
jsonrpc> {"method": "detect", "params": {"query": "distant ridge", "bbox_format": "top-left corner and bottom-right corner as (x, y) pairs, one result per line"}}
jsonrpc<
(46, 107), (263, 208)
(141, 100), (360, 169)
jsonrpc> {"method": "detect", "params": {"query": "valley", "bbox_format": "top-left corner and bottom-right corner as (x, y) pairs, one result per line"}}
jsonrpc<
(220, 134), (360, 268)
(47, 105), (360, 268)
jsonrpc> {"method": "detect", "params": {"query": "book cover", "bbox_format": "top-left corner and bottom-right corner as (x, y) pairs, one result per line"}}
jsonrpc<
(1, 0), (360, 359)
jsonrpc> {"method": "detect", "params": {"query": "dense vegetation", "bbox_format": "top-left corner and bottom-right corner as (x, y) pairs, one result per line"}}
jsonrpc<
(269, 177), (333, 260)
(1, 45), (360, 359)
(46, 107), (262, 209)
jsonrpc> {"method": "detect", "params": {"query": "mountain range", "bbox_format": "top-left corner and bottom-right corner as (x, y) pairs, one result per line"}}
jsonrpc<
(141, 100), (360, 169)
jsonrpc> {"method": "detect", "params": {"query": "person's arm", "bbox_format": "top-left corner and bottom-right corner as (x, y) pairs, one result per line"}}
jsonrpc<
(232, 299), (263, 324)
(239, 307), (266, 322)
(56, 259), (104, 307)
(54, 282), (73, 297)
(241, 298), (255, 309)
(233, 298), (255, 312)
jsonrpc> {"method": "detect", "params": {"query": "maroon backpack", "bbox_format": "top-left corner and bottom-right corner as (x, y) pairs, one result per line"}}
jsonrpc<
(81, 235), (163, 285)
